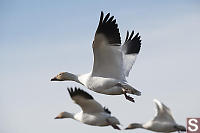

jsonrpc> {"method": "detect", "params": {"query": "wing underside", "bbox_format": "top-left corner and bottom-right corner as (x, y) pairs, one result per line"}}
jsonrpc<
(92, 12), (125, 80)
(122, 31), (141, 77)
(68, 87), (104, 113)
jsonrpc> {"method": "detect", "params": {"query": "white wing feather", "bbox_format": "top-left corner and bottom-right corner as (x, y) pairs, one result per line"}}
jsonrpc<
(92, 35), (125, 81)
(91, 12), (126, 81)
(122, 54), (138, 76)
(122, 31), (141, 77)
(68, 88), (104, 113)
(153, 99), (176, 123)
(72, 96), (104, 113)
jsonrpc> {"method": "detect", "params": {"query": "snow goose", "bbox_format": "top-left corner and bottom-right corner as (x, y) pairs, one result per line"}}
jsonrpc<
(51, 12), (142, 102)
(55, 87), (121, 130)
(125, 99), (186, 132)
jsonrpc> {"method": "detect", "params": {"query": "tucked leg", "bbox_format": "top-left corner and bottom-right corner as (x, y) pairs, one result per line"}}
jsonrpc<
(122, 88), (135, 102)
(116, 83), (141, 102)
(116, 83), (141, 96)
(101, 86), (123, 95)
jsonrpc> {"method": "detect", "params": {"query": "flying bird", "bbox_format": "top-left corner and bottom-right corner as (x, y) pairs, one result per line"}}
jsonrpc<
(55, 87), (121, 130)
(51, 12), (142, 102)
(125, 99), (186, 132)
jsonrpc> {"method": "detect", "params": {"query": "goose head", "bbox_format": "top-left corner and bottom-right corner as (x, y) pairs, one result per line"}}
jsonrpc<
(51, 72), (76, 81)
(54, 112), (74, 119)
(51, 72), (66, 81)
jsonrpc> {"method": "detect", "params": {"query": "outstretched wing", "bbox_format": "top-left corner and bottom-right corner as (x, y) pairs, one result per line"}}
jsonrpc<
(153, 99), (176, 123)
(92, 12), (125, 81)
(122, 31), (141, 77)
(67, 87), (104, 113)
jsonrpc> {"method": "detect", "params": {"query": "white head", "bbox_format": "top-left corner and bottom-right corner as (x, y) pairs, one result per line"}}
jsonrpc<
(54, 112), (74, 119)
(51, 72), (77, 81)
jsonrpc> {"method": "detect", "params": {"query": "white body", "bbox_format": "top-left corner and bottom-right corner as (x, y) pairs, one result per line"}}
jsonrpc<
(126, 99), (186, 132)
(74, 111), (119, 126)
(78, 73), (123, 95)
(143, 120), (177, 132)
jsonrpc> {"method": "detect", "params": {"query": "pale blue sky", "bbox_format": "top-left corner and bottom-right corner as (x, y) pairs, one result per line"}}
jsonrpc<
(1, 0), (200, 133)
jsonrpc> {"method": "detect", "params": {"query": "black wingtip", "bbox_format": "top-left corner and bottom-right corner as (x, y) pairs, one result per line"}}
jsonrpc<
(107, 16), (114, 23)
(67, 87), (94, 100)
(123, 30), (141, 54)
(96, 11), (121, 44)
(129, 30), (134, 40)
(103, 13), (110, 23)
(125, 30), (135, 41)
(99, 11), (104, 24)
(125, 31), (129, 42)
(104, 106), (111, 114)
